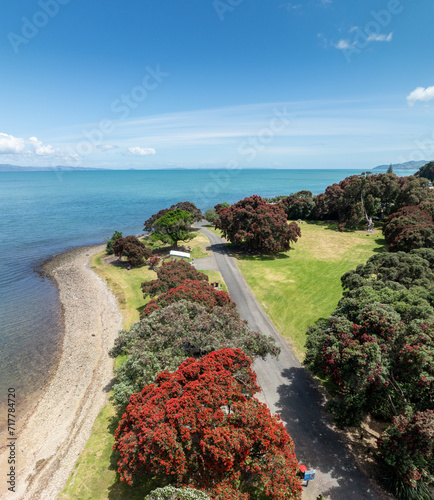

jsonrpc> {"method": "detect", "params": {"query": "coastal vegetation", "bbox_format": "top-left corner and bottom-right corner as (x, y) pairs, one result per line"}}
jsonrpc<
(215, 195), (300, 254)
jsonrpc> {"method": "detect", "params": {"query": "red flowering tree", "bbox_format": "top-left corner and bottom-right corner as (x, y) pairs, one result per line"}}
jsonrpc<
(113, 235), (152, 267)
(383, 204), (434, 252)
(142, 260), (208, 298)
(215, 195), (300, 254)
(142, 280), (235, 317)
(113, 348), (302, 500)
(378, 410), (434, 499)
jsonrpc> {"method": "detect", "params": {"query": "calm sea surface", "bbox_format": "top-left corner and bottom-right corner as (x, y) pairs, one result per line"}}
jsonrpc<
(0, 168), (416, 414)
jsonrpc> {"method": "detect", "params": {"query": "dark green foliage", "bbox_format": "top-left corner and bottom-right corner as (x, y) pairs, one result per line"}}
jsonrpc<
(106, 230), (123, 255)
(113, 235), (152, 267)
(215, 195), (301, 254)
(378, 410), (434, 498)
(415, 161), (434, 182)
(279, 191), (314, 220)
(305, 249), (434, 426)
(151, 208), (194, 248)
(311, 172), (433, 230)
(204, 208), (218, 223)
(141, 259), (208, 298)
(109, 300), (280, 406)
(383, 203), (434, 252)
(144, 202), (203, 232)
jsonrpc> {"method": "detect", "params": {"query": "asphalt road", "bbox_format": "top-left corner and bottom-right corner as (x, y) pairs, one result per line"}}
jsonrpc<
(196, 222), (384, 500)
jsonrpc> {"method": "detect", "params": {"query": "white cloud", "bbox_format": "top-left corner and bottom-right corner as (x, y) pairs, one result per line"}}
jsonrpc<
(29, 136), (56, 156)
(124, 146), (156, 156)
(367, 32), (393, 42)
(0, 133), (26, 154)
(407, 86), (434, 106)
(97, 144), (119, 152)
(334, 39), (352, 50)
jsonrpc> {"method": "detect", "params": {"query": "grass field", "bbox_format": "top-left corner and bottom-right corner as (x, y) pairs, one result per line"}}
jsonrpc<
(235, 221), (386, 359)
(60, 237), (226, 500)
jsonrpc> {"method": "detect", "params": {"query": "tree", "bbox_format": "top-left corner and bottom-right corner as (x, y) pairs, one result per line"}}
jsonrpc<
(110, 300), (280, 406)
(378, 410), (434, 499)
(113, 348), (302, 499)
(106, 230), (123, 255)
(142, 260), (208, 298)
(279, 191), (314, 220)
(415, 161), (434, 182)
(142, 280), (235, 317)
(152, 209), (194, 248)
(113, 235), (152, 267)
(215, 195), (301, 254)
(383, 204), (434, 252)
(144, 202), (203, 232)
(204, 208), (218, 223)
(387, 164), (393, 174)
(145, 486), (210, 500)
(311, 173), (433, 231)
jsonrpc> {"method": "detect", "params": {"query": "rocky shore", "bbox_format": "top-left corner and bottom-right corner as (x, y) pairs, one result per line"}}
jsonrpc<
(0, 245), (122, 499)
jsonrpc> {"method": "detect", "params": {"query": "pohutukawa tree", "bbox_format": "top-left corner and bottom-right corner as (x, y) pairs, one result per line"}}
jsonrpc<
(109, 300), (280, 406)
(151, 208), (195, 249)
(113, 235), (152, 267)
(113, 348), (302, 500)
(415, 161), (434, 182)
(382, 203), (434, 252)
(142, 280), (235, 317)
(214, 195), (300, 254)
(279, 191), (314, 220)
(144, 201), (203, 232)
(141, 259), (208, 298)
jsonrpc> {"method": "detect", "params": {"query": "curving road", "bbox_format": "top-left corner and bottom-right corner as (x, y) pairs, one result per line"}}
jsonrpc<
(195, 222), (385, 500)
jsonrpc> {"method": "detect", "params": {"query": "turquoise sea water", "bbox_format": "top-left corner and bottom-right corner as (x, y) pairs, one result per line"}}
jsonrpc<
(0, 168), (416, 413)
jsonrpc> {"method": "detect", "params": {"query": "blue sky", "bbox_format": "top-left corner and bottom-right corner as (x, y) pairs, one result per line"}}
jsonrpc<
(1, 0), (434, 169)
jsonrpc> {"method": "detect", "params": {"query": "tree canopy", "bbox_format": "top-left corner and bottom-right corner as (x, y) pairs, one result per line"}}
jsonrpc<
(415, 161), (434, 182)
(141, 260), (208, 299)
(149, 208), (195, 248)
(383, 203), (434, 252)
(110, 300), (280, 406)
(106, 230), (123, 255)
(142, 280), (235, 318)
(215, 195), (300, 254)
(144, 202), (203, 233)
(113, 235), (152, 267)
(279, 191), (314, 220)
(113, 348), (301, 500)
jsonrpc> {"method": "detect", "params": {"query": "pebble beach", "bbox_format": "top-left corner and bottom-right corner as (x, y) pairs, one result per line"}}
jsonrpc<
(0, 245), (122, 499)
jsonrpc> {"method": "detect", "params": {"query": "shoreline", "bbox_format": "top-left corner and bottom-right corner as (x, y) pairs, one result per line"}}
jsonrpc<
(0, 244), (122, 499)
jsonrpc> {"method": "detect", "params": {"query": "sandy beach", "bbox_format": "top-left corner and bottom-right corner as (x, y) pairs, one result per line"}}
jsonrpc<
(0, 245), (122, 499)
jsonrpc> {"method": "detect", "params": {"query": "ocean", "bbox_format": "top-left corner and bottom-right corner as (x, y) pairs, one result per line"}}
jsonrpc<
(0, 168), (416, 415)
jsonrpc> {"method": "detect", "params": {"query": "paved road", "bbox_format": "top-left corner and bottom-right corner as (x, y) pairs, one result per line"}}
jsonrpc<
(195, 222), (384, 500)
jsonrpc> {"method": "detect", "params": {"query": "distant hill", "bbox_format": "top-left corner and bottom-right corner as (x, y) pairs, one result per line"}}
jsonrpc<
(0, 164), (107, 172)
(373, 160), (431, 171)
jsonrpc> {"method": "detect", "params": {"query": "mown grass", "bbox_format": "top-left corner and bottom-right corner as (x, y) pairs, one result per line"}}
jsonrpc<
(235, 221), (386, 359)
(60, 236), (225, 499)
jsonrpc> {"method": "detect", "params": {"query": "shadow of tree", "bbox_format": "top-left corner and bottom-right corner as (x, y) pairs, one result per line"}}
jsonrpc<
(274, 366), (381, 499)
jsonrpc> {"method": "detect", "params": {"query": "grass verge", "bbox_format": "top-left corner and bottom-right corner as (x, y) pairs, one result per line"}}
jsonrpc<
(60, 241), (224, 499)
(235, 221), (385, 359)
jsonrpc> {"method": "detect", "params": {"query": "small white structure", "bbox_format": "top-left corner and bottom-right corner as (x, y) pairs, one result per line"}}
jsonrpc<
(169, 250), (191, 262)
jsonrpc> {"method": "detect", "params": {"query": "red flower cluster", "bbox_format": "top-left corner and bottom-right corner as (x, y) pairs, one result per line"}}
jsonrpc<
(114, 348), (302, 499)
(142, 280), (235, 317)
(142, 260), (209, 298)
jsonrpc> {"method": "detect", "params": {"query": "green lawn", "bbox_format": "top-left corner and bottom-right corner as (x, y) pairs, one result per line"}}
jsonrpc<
(235, 222), (386, 359)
